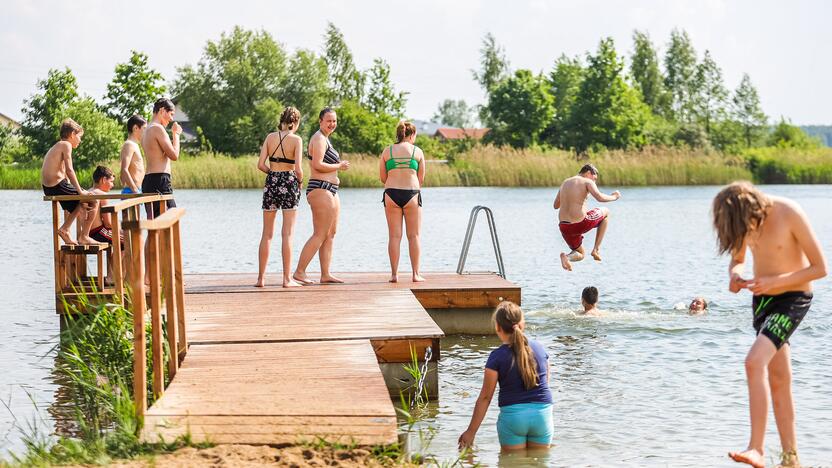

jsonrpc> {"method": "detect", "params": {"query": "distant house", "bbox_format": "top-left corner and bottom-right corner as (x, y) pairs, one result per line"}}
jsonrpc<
(0, 112), (21, 130)
(170, 99), (197, 143)
(412, 119), (443, 137)
(433, 127), (490, 141)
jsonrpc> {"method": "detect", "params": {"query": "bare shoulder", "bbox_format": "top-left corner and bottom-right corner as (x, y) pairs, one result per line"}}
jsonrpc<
(287, 133), (303, 143)
(415, 145), (425, 160)
(771, 196), (806, 218)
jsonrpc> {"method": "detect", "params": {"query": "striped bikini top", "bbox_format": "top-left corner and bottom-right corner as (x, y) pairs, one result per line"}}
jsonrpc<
(308, 137), (340, 164)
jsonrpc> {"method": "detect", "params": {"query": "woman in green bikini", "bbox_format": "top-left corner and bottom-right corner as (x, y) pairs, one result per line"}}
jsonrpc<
(378, 120), (426, 283)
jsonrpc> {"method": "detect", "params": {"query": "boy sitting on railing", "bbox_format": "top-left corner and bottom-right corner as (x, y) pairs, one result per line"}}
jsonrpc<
(41, 119), (98, 245)
(88, 166), (122, 247)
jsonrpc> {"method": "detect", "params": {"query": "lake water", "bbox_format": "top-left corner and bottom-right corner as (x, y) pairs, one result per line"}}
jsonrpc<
(1, 186), (831, 467)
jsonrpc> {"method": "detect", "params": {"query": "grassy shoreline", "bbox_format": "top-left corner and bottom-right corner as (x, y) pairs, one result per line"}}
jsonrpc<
(2, 146), (830, 190)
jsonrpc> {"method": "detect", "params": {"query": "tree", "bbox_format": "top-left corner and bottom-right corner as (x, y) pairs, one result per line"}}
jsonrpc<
(433, 99), (474, 128)
(567, 38), (651, 152)
(630, 30), (670, 116)
(664, 29), (699, 122)
(280, 49), (329, 132)
(546, 55), (584, 147)
(323, 22), (364, 104)
(329, 100), (398, 154)
(472, 33), (510, 93)
(483, 69), (554, 148)
(63, 98), (123, 169)
(104, 50), (166, 123)
(363, 58), (407, 117)
(173, 27), (288, 153)
(693, 50), (728, 135)
(767, 118), (820, 149)
(20, 68), (79, 161)
(732, 73), (767, 147)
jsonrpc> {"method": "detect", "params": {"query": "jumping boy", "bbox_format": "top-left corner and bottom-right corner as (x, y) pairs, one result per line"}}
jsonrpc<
(580, 286), (602, 316)
(554, 164), (621, 271)
(41, 118), (97, 245)
(713, 182), (827, 468)
(119, 114), (146, 194)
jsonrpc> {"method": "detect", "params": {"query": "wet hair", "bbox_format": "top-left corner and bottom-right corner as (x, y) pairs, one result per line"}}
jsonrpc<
(581, 286), (599, 305)
(712, 181), (772, 255)
(493, 301), (539, 390)
(92, 165), (114, 183)
(319, 107), (335, 121)
(579, 164), (598, 176)
(279, 106), (301, 130)
(152, 98), (175, 114)
(691, 297), (708, 310)
(59, 118), (83, 139)
(395, 120), (417, 143)
(127, 114), (147, 134)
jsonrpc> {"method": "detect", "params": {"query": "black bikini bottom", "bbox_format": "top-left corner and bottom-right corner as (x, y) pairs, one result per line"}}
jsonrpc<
(383, 188), (422, 208)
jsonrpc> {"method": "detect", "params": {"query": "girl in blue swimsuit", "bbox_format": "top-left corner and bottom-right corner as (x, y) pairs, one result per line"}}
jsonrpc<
(459, 301), (554, 452)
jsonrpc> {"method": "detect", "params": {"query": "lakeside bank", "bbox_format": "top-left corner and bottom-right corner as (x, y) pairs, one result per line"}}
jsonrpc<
(2, 146), (831, 190)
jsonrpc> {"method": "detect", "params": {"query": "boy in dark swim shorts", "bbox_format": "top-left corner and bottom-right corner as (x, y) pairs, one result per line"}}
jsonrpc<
(713, 182), (827, 468)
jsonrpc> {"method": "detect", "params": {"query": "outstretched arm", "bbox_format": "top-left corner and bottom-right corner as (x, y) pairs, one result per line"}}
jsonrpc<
(458, 369), (498, 449)
(587, 181), (620, 202)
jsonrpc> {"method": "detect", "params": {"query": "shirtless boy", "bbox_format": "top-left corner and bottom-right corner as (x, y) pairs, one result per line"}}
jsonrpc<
(554, 164), (621, 271)
(580, 286), (602, 316)
(140, 98), (181, 218)
(41, 118), (97, 245)
(119, 114), (146, 194)
(88, 166), (119, 245)
(713, 182), (827, 468)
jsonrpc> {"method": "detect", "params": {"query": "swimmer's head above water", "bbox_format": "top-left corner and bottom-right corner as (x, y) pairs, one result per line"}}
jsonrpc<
(689, 297), (708, 315)
(580, 286), (601, 316)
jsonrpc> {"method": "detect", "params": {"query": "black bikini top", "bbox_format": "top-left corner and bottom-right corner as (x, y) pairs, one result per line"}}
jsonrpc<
(268, 132), (295, 165)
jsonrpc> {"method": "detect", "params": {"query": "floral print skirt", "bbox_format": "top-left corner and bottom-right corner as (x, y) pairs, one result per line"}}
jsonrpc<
(262, 170), (300, 211)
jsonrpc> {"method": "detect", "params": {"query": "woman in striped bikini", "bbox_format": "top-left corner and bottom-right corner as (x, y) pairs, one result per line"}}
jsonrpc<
(378, 120), (426, 283)
(293, 107), (350, 284)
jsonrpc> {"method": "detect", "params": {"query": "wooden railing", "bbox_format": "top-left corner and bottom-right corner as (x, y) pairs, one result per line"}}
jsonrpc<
(122, 206), (187, 417)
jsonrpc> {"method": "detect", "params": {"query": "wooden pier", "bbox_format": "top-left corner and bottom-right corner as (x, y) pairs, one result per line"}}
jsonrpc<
(46, 194), (521, 447)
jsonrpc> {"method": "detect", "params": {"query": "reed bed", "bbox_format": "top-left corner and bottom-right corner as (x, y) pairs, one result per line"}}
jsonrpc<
(3, 146), (829, 190)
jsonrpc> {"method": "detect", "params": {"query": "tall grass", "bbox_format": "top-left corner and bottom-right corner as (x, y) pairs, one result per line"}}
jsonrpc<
(4, 146), (830, 189)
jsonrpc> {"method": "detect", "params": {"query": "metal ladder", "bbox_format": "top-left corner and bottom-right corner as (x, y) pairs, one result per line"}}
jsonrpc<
(456, 206), (506, 278)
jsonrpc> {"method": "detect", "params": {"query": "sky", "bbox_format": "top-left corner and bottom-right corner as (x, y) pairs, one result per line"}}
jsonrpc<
(0, 0), (829, 125)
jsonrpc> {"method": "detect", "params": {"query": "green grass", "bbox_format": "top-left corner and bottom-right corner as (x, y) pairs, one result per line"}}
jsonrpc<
(3, 146), (831, 189)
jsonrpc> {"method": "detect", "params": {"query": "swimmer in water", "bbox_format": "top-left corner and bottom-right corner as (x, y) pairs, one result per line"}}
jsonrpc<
(688, 297), (708, 315)
(579, 286), (602, 316)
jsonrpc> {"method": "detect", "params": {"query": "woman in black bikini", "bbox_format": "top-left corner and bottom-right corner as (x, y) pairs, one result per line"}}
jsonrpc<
(293, 107), (350, 284)
(256, 107), (304, 288)
(378, 120), (426, 282)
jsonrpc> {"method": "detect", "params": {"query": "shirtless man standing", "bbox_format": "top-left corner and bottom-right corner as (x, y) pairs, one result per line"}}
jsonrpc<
(554, 164), (621, 271)
(119, 114), (146, 194)
(140, 98), (181, 218)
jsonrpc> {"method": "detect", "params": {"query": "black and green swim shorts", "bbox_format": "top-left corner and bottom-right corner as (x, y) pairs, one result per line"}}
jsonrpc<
(752, 291), (812, 349)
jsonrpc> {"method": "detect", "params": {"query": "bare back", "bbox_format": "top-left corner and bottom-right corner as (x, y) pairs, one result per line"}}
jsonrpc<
(747, 198), (814, 294)
(142, 123), (173, 174)
(557, 175), (593, 223)
(119, 140), (145, 188)
(265, 131), (302, 172)
(40, 141), (71, 187)
(381, 142), (424, 190)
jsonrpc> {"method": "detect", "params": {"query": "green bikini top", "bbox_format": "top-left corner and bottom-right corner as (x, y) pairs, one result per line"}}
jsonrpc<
(385, 145), (420, 172)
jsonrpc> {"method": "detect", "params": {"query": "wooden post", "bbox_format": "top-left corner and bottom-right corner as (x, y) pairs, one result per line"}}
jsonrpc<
(96, 249), (104, 290)
(111, 210), (124, 304)
(51, 201), (61, 295)
(128, 223), (147, 418)
(160, 226), (178, 379)
(147, 230), (164, 398)
(172, 221), (187, 356)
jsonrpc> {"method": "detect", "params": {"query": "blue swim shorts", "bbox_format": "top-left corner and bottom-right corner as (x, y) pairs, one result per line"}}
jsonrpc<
(496, 402), (554, 447)
(121, 187), (140, 194)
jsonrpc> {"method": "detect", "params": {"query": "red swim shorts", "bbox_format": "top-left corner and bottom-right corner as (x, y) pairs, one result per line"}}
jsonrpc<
(559, 208), (606, 251)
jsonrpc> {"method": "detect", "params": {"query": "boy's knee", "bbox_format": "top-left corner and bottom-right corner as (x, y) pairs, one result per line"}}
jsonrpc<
(744, 355), (766, 375)
(769, 368), (791, 392)
(406, 232), (419, 242)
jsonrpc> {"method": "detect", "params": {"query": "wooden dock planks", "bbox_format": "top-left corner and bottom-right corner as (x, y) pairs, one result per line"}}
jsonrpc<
(142, 340), (398, 445)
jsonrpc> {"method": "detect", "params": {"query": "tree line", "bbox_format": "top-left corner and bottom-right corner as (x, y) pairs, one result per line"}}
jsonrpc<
(1, 26), (821, 171)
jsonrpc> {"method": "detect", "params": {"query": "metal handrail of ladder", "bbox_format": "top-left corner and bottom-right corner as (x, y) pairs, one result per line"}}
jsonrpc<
(456, 205), (506, 278)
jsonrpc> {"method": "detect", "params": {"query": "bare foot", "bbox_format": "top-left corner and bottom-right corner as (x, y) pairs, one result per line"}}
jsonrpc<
(254, 278), (265, 288)
(389, 274), (398, 283)
(591, 249), (602, 262)
(728, 449), (765, 468)
(412, 274), (426, 282)
(320, 275), (344, 284)
(57, 229), (77, 245)
(292, 273), (315, 285)
(282, 279), (302, 288)
(560, 252), (573, 271)
(79, 235), (103, 246)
